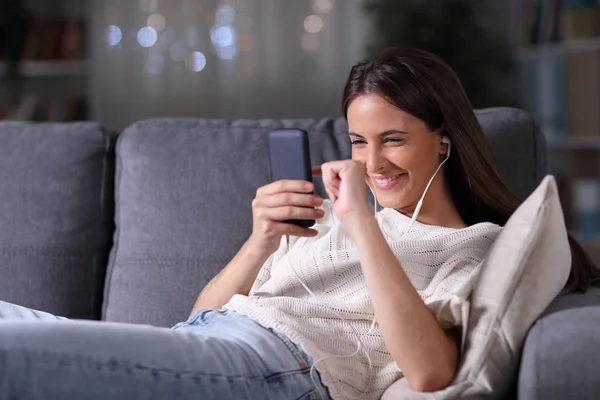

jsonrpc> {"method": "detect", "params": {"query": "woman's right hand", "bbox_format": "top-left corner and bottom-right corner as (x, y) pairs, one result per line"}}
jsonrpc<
(249, 179), (325, 255)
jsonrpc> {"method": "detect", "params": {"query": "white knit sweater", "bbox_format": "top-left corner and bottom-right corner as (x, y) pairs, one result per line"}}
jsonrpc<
(224, 200), (502, 400)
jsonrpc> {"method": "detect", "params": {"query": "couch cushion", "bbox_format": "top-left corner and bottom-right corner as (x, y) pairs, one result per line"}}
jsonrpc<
(103, 108), (547, 327)
(102, 118), (351, 326)
(382, 176), (571, 399)
(0, 122), (117, 319)
(518, 288), (600, 400)
(475, 107), (547, 200)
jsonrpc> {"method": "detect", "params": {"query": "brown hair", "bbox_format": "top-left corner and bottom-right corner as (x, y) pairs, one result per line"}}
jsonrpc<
(342, 47), (600, 292)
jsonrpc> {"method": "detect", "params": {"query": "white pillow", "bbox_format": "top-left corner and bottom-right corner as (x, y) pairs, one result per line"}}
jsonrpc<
(382, 175), (571, 399)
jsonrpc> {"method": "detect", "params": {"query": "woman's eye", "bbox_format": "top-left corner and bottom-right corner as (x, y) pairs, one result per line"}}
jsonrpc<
(385, 138), (403, 143)
(351, 140), (366, 146)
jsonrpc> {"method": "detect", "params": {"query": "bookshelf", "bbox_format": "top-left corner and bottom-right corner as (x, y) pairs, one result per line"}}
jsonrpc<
(512, 0), (600, 263)
(0, 0), (89, 122)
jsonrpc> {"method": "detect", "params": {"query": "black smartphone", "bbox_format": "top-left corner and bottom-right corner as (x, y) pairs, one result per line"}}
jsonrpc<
(268, 128), (315, 228)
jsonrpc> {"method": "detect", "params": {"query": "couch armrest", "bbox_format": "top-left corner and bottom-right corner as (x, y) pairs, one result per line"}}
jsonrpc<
(518, 288), (600, 400)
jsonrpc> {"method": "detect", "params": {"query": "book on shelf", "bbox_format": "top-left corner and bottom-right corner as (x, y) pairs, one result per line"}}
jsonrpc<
(572, 178), (600, 236)
(518, 0), (600, 46)
(518, 1), (600, 139)
(563, 0), (600, 40)
(565, 49), (600, 138)
(522, 54), (566, 139)
(0, 95), (88, 122)
(20, 18), (86, 62)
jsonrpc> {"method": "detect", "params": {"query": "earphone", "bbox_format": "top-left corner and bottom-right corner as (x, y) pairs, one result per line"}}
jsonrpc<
(442, 134), (451, 157)
(406, 133), (451, 231)
(286, 133), (452, 399)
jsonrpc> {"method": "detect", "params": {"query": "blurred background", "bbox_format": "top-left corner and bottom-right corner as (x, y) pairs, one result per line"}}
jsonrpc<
(0, 0), (599, 262)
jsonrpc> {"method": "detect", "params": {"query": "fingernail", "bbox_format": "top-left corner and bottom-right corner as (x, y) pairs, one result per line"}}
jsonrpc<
(305, 183), (313, 190)
(314, 197), (323, 205)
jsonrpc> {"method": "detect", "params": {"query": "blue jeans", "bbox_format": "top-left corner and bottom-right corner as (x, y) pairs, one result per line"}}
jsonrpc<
(0, 300), (331, 400)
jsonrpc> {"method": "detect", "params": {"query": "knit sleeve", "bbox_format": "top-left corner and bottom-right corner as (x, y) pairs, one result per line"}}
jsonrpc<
(420, 256), (483, 352)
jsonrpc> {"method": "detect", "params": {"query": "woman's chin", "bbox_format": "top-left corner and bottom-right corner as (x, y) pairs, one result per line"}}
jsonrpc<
(374, 194), (402, 210)
(366, 185), (412, 211)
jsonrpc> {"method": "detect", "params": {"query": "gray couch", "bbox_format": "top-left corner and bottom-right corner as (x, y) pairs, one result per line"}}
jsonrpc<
(0, 108), (598, 399)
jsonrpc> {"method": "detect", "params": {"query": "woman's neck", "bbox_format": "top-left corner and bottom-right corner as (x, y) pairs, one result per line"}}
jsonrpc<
(396, 178), (466, 229)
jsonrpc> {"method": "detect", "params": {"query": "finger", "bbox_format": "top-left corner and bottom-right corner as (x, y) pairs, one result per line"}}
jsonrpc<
(278, 224), (319, 238)
(324, 177), (340, 197)
(311, 166), (322, 177)
(264, 205), (325, 222)
(260, 192), (323, 208)
(325, 166), (341, 185)
(325, 187), (337, 202)
(321, 166), (340, 191)
(258, 179), (314, 196)
(327, 179), (340, 192)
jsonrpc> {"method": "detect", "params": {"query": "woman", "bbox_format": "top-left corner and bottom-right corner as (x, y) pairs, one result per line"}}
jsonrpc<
(0, 47), (597, 400)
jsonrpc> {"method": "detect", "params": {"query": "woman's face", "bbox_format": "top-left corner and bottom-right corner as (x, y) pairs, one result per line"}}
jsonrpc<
(347, 94), (447, 213)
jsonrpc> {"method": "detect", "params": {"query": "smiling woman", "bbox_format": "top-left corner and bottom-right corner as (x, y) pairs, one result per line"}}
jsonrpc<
(346, 95), (463, 228)
(342, 47), (600, 293)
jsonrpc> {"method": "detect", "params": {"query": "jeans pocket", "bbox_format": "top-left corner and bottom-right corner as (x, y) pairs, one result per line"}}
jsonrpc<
(184, 309), (221, 327)
(170, 321), (186, 330)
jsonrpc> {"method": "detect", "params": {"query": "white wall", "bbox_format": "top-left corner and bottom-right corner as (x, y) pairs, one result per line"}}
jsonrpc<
(89, 0), (371, 130)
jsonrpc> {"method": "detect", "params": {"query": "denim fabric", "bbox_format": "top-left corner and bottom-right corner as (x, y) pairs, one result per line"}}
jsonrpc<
(0, 300), (331, 400)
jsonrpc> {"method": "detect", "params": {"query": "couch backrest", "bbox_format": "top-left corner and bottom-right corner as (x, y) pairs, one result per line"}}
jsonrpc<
(0, 122), (117, 319)
(102, 107), (548, 327)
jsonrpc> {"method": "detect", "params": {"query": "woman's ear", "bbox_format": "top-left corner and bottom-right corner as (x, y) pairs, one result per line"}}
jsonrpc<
(438, 124), (450, 156)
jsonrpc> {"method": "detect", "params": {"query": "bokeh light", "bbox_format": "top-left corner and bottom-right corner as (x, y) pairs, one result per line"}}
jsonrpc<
(106, 25), (122, 46)
(147, 14), (166, 32)
(137, 27), (158, 48)
(312, 0), (335, 14)
(210, 25), (235, 48)
(215, 4), (236, 25)
(187, 51), (207, 72)
(304, 15), (323, 34)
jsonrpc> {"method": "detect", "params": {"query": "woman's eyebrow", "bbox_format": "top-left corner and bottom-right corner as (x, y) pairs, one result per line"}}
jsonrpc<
(348, 130), (408, 138)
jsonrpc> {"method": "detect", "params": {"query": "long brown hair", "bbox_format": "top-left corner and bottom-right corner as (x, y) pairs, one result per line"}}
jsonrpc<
(342, 47), (600, 292)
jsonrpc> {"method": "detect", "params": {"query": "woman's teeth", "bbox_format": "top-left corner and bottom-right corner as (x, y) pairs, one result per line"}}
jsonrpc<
(375, 174), (401, 185)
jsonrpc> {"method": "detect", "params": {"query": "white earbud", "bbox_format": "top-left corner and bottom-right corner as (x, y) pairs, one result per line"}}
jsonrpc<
(442, 134), (451, 158)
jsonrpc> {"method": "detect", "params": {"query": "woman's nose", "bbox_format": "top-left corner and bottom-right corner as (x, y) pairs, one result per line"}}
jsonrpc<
(366, 148), (385, 173)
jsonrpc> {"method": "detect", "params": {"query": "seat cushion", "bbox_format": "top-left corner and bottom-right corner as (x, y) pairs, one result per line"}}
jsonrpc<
(0, 122), (117, 319)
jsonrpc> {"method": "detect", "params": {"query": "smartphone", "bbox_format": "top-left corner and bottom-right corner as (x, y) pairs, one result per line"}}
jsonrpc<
(268, 128), (315, 228)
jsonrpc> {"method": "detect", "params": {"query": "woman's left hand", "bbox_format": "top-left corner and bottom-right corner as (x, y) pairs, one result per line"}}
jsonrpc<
(313, 160), (372, 223)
